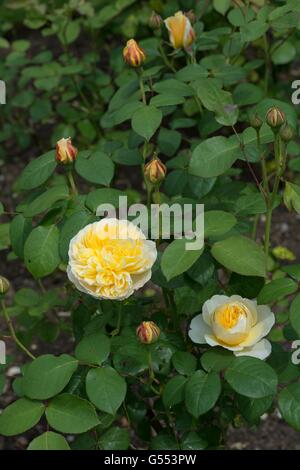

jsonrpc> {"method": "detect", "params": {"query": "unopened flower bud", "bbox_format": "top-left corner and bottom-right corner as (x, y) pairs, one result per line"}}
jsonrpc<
(0, 276), (10, 295)
(272, 246), (296, 261)
(136, 321), (160, 344)
(185, 10), (196, 24)
(249, 113), (263, 130)
(164, 11), (195, 49)
(56, 137), (78, 164)
(280, 124), (294, 142)
(266, 107), (285, 129)
(149, 11), (163, 29)
(123, 39), (146, 68)
(144, 156), (167, 185)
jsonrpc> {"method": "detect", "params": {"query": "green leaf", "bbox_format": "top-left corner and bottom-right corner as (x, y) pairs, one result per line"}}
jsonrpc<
(201, 349), (234, 372)
(85, 188), (123, 213)
(62, 21), (80, 44)
(75, 151), (114, 186)
(10, 214), (32, 259)
(176, 64), (208, 81)
(213, 0), (231, 15)
(150, 94), (185, 107)
(99, 427), (130, 450)
(16, 151), (56, 191)
(284, 181), (300, 214)
(131, 104), (162, 141)
(0, 223), (10, 250)
(153, 79), (193, 97)
(195, 78), (238, 126)
(86, 367), (127, 415)
(290, 293), (300, 338)
(163, 376), (187, 408)
(189, 136), (240, 178)
(204, 211), (237, 238)
(257, 278), (298, 304)
(225, 357), (278, 398)
(161, 238), (203, 281)
(172, 351), (197, 375)
(237, 395), (273, 424)
(272, 41), (296, 65)
(75, 332), (110, 366)
(46, 394), (99, 434)
(23, 185), (69, 217)
(0, 398), (45, 436)
(185, 371), (221, 418)
(23, 354), (78, 400)
(211, 235), (265, 277)
(279, 383), (300, 431)
(15, 288), (39, 307)
(24, 225), (60, 278)
(282, 263), (300, 281)
(150, 433), (179, 450)
(27, 431), (71, 450)
(181, 432), (207, 450)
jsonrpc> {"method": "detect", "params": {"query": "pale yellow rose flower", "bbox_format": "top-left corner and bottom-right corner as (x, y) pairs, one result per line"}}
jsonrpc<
(164, 11), (195, 49)
(67, 218), (157, 300)
(189, 295), (275, 360)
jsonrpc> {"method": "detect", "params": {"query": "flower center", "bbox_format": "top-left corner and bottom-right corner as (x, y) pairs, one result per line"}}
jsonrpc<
(214, 302), (249, 330)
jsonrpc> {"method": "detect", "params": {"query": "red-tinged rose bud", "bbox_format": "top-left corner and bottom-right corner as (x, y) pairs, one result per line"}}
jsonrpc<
(136, 321), (160, 344)
(56, 137), (78, 164)
(123, 39), (146, 68)
(266, 107), (285, 129)
(0, 276), (10, 295)
(149, 11), (163, 29)
(144, 155), (167, 185)
(280, 124), (294, 142)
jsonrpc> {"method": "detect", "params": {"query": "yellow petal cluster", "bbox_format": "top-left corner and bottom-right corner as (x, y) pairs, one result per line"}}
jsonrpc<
(68, 219), (157, 300)
(189, 295), (275, 359)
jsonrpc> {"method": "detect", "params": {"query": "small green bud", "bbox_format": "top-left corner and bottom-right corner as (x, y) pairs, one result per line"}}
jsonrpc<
(0, 276), (10, 295)
(279, 124), (294, 143)
(249, 113), (263, 130)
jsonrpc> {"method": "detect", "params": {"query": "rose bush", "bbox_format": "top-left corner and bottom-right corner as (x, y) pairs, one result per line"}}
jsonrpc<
(1, 0), (300, 451)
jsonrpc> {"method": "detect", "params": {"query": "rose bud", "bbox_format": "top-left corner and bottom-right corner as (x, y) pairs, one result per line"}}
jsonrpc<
(123, 39), (146, 68)
(249, 113), (263, 130)
(56, 137), (78, 164)
(0, 276), (10, 296)
(149, 11), (163, 29)
(144, 156), (167, 185)
(164, 11), (196, 49)
(136, 321), (160, 344)
(266, 107), (285, 129)
(280, 124), (294, 142)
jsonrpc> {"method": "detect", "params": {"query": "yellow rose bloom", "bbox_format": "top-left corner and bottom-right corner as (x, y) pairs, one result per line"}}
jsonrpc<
(189, 295), (275, 360)
(68, 219), (157, 300)
(164, 11), (196, 49)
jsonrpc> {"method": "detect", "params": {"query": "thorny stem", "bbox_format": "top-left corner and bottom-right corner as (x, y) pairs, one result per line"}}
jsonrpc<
(263, 133), (286, 277)
(263, 34), (271, 96)
(67, 170), (78, 196)
(232, 126), (267, 199)
(158, 42), (176, 72)
(138, 70), (147, 105)
(1, 299), (35, 360)
(148, 350), (155, 382)
(111, 302), (122, 336)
